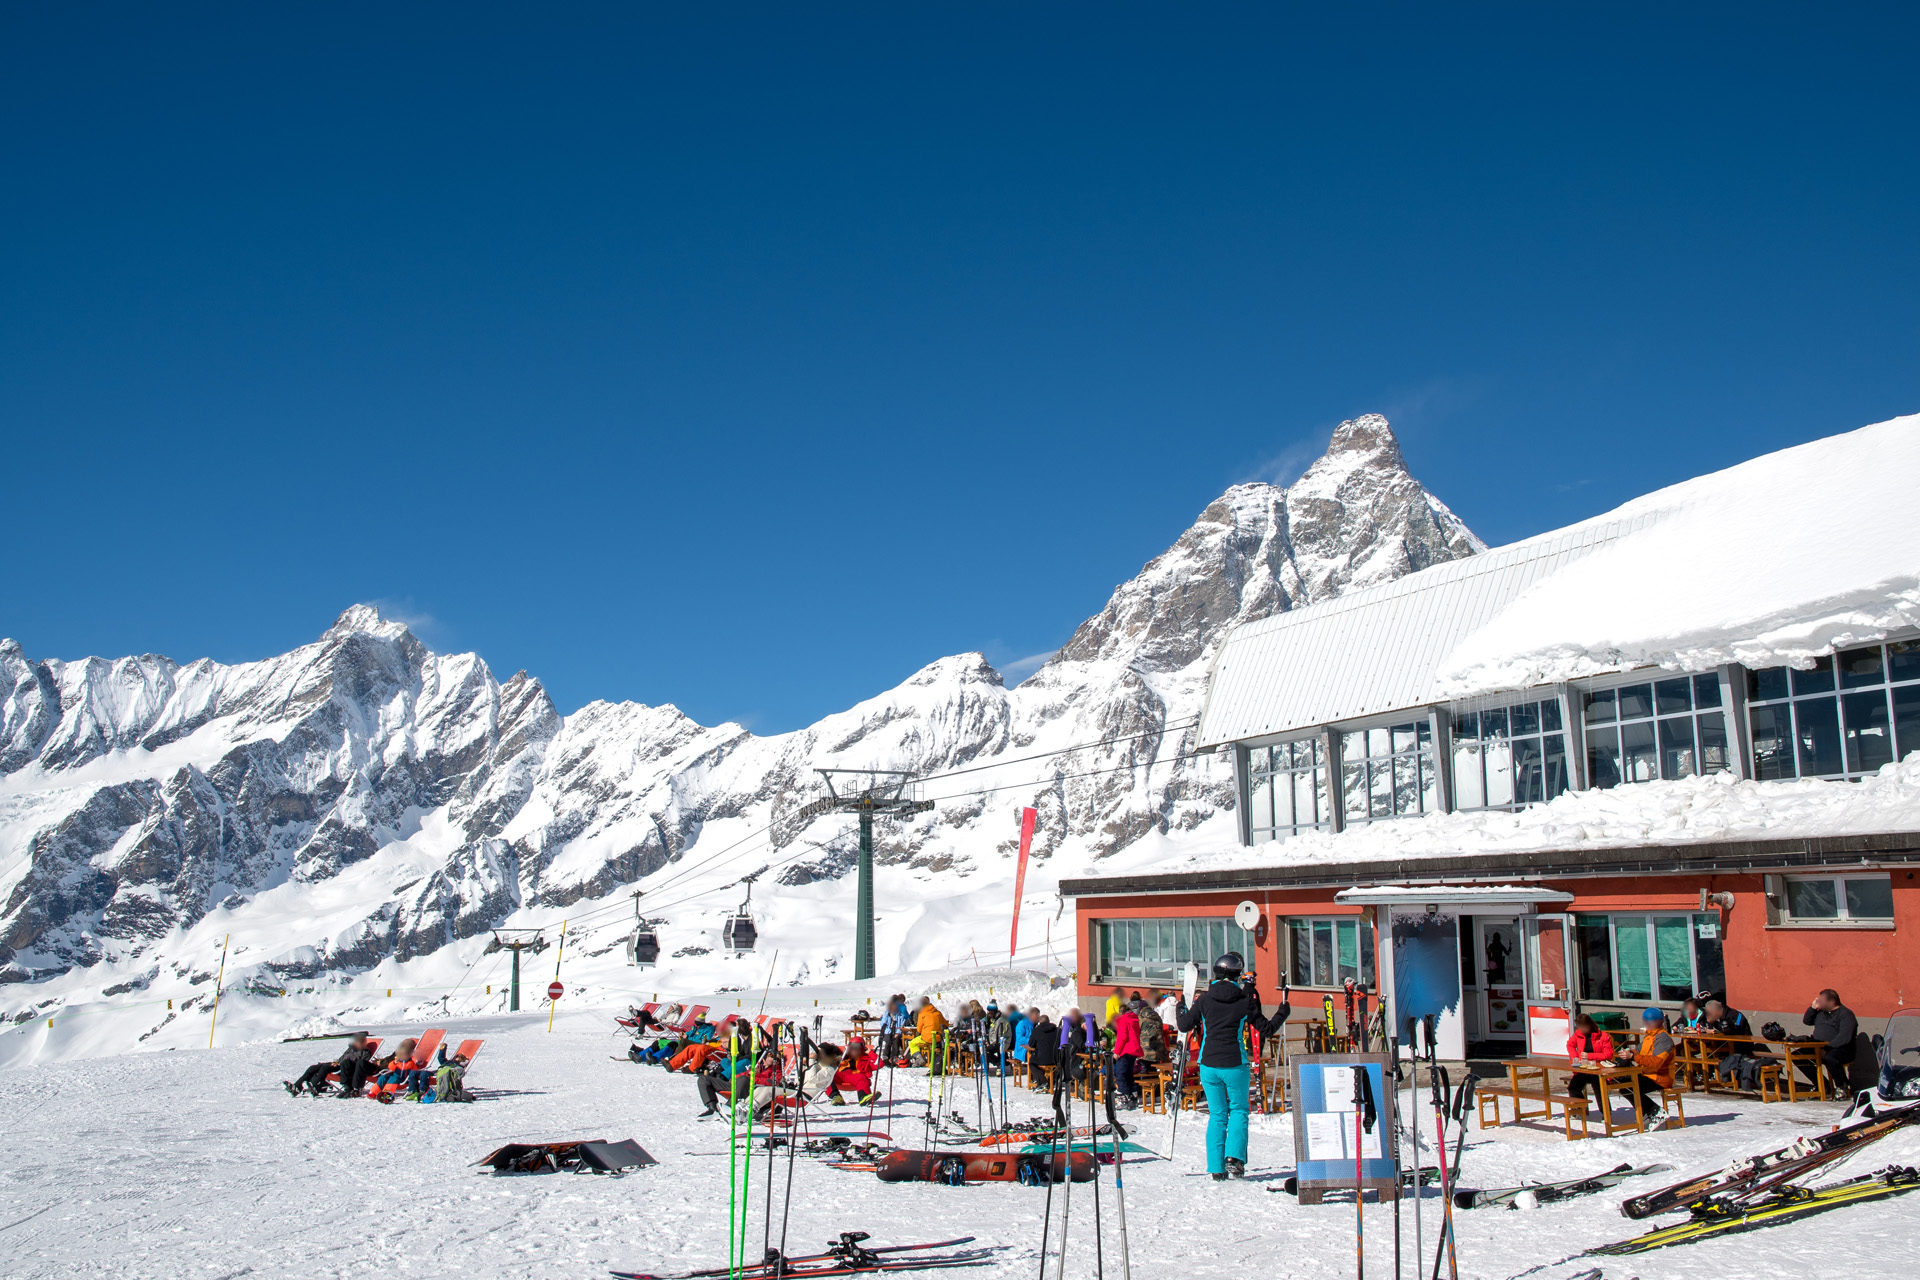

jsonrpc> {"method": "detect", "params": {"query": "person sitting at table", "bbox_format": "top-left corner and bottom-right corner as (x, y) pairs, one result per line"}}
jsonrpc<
(1700, 998), (1770, 1090)
(1788, 988), (1859, 1099)
(1612, 1008), (1676, 1129)
(1675, 997), (1705, 1031)
(1565, 1014), (1615, 1111)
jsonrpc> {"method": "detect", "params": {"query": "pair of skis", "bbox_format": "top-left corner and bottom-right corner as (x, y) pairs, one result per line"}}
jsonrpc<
(1621, 1102), (1920, 1219)
(612, 1234), (989, 1280)
(1452, 1162), (1672, 1210)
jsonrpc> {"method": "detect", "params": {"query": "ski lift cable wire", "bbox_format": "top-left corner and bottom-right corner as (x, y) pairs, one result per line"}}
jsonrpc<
(518, 719), (1203, 930)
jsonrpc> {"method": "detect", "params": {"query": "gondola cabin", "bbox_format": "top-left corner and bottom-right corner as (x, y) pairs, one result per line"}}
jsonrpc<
(628, 928), (659, 966)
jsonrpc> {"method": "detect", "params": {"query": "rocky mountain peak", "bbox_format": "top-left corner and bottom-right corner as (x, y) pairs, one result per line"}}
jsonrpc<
(1050, 414), (1480, 672)
(323, 603), (414, 643)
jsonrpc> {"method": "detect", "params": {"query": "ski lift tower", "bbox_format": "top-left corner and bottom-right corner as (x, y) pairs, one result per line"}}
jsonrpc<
(793, 769), (933, 981)
(484, 928), (547, 1012)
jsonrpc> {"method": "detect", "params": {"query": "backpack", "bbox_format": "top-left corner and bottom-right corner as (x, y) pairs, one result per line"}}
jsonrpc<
(1137, 1008), (1165, 1059)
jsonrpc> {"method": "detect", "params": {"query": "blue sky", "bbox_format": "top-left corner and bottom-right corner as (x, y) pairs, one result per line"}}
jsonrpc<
(3, 6), (1916, 730)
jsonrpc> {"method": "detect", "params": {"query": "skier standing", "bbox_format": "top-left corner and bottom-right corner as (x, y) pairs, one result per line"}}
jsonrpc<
(1176, 952), (1288, 1181)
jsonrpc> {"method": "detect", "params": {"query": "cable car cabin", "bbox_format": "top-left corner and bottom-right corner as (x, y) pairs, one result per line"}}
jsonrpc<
(722, 913), (757, 953)
(628, 929), (659, 967)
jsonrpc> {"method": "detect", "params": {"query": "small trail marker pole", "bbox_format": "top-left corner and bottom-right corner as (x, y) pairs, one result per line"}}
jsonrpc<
(207, 933), (231, 1048)
(546, 920), (567, 1032)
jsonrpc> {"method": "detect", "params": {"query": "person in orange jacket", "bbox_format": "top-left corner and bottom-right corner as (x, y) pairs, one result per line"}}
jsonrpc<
(1613, 1007), (1676, 1128)
(914, 997), (949, 1074)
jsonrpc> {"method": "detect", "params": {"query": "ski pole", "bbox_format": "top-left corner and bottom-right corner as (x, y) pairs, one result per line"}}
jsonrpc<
(774, 1024), (803, 1279)
(1054, 1059), (1074, 1280)
(1037, 1066), (1065, 1280)
(1089, 1049), (1105, 1280)
(1406, 1018), (1421, 1280)
(727, 1029), (742, 1278)
(1355, 1064), (1367, 1280)
(1389, 1034), (1402, 1280)
(1428, 1061), (1459, 1280)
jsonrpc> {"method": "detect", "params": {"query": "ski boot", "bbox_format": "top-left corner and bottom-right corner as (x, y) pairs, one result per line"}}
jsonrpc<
(1224, 1157), (1247, 1179)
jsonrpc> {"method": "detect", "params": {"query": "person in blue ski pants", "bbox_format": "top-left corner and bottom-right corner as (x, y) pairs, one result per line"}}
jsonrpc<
(1177, 951), (1289, 1180)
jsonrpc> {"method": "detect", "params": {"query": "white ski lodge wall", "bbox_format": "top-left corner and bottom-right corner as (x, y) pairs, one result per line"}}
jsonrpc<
(1062, 414), (1920, 1063)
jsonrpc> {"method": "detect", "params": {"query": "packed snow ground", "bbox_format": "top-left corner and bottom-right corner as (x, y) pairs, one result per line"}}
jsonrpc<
(0, 988), (1911, 1279)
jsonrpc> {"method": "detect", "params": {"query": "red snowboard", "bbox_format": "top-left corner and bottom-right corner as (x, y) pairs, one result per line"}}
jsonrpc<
(874, 1148), (1095, 1184)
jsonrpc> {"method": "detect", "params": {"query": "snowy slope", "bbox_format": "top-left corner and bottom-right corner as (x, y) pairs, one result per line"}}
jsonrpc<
(0, 1002), (1911, 1280)
(0, 415), (1479, 1060)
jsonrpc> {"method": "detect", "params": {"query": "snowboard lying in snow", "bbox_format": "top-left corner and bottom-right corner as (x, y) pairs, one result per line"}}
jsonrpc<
(874, 1148), (1095, 1184)
(477, 1138), (656, 1174)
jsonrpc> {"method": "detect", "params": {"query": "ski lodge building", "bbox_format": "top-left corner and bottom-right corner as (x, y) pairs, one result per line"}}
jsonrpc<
(1062, 416), (1920, 1060)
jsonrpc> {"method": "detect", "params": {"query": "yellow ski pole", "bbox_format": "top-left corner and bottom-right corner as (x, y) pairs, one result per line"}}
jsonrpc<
(207, 933), (231, 1048)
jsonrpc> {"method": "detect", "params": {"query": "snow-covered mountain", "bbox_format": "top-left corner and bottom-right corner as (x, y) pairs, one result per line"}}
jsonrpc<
(0, 415), (1479, 1048)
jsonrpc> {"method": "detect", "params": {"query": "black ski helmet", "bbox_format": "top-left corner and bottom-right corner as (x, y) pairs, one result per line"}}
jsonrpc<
(1212, 951), (1245, 981)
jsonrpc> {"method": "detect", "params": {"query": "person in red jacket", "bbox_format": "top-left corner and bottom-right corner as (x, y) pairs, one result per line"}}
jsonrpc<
(831, 1036), (878, 1104)
(1111, 1001), (1144, 1109)
(1565, 1013), (1616, 1112)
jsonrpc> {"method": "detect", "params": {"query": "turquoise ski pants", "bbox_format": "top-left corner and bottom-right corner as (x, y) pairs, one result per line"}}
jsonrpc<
(1199, 1063), (1251, 1173)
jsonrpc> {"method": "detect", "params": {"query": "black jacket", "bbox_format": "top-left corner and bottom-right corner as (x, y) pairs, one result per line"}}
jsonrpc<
(336, 1042), (375, 1069)
(1176, 979), (1288, 1069)
(1027, 1020), (1060, 1068)
(1801, 1004), (1859, 1057)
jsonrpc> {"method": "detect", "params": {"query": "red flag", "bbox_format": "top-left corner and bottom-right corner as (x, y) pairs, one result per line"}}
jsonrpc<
(1010, 807), (1037, 962)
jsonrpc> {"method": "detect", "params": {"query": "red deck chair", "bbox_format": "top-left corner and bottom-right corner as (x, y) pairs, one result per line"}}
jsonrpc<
(372, 1029), (445, 1098)
(673, 1004), (709, 1034)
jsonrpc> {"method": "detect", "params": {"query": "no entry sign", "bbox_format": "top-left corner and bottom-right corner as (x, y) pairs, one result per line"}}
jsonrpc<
(548, 980), (564, 1000)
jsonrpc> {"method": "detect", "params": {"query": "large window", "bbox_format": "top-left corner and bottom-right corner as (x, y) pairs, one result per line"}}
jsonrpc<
(1779, 873), (1894, 923)
(1093, 917), (1254, 986)
(1585, 675), (1729, 789)
(1573, 912), (1723, 1004)
(1748, 643), (1920, 781)
(1451, 699), (1570, 810)
(1284, 916), (1377, 988)
(1245, 738), (1330, 843)
(1340, 722), (1438, 825)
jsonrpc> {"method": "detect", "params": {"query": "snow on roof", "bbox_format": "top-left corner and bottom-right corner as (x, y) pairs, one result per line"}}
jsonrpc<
(1199, 412), (1920, 746)
(1174, 749), (1920, 873)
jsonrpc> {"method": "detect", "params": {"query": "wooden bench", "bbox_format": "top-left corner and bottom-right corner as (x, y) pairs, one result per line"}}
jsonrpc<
(1475, 1082), (1591, 1139)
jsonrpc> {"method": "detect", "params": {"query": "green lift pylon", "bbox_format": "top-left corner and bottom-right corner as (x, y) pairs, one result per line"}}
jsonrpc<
(795, 770), (933, 980)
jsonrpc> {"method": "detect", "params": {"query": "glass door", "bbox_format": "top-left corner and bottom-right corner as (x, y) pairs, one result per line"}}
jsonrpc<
(1521, 913), (1575, 1057)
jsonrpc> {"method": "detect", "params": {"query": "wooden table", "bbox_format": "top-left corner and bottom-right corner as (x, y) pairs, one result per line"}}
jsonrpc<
(1497, 1055), (1653, 1139)
(1674, 1032), (1828, 1102)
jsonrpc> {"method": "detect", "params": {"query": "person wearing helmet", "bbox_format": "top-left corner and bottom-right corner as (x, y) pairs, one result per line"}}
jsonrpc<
(1176, 951), (1289, 1180)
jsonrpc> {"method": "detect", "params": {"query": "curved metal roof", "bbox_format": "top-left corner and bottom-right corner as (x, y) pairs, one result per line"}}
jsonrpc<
(1196, 513), (1656, 746)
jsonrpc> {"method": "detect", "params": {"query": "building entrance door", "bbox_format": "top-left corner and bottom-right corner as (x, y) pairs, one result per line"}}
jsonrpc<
(1476, 917), (1525, 1044)
(1521, 914), (1576, 1057)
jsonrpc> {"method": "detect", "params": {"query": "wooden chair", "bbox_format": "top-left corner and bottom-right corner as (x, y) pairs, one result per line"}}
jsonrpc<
(1138, 1070), (1167, 1114)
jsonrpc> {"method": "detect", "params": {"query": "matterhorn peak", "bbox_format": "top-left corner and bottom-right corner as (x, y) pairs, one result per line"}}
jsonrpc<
(323, 603), (414, 643)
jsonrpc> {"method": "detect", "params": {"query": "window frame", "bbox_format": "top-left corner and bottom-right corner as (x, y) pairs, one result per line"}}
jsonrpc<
(1572, 911), (1720, 1006)
(1338, 720), (1437, 826)
(1583, 672), (1730, 790)
(1091, 916), (1256, 986)
(1747, 641), (1920, 782)
(1767, 872), (1897, 929)
(1449, 696), (1570, 811)
(1242, 737), (1331, 845)
(1281, 915), (1377, 989)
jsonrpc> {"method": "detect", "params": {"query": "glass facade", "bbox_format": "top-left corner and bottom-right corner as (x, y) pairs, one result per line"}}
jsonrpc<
(1284, 916), (1377, 988)
(1451, 698), (1570, 810)
(1748, 643), (1920, 780)
(1244, 738), (1330, 844)
(1573, 912), (1722, 1004)
(1585, 674), (1729, 789)
(1092, 917), (1254, 987)
(1232, 638), (1920, 844)
(1339, 722), (1439, 825)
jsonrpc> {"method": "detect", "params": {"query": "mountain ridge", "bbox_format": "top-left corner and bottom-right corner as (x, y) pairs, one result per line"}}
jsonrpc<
(0, 414), (1479, 1040)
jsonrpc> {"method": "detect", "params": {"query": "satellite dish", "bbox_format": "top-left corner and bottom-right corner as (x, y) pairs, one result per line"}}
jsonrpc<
(1234, 900), (1260, 931)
